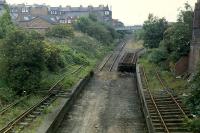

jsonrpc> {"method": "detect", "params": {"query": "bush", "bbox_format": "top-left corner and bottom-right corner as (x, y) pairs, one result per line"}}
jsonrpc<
(44, 43), (65, 72)
(148, 49), (168, 64)
(46, 24), (74, 38)
(187, 118), (200, 133)
(1, 29), (45, 94)
(74, 17), (118, 45)
(71, 36), (101, 58)
(187, 69), (200, 116)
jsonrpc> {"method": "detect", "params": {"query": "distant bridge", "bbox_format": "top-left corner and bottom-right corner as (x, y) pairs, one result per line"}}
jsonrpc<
(115, 26), (142, 31)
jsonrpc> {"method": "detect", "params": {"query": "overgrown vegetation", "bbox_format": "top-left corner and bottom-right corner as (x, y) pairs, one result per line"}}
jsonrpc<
(137, 2), (193, 67)
(137, 2), (199, 132)
(46, 24), (74, 38)
(142, 14), (168, 48)
(186, 69), (200, 132)
(0, 8), (119, 105)
(1, 30), (45, 94)
(74, 14), (118, 45)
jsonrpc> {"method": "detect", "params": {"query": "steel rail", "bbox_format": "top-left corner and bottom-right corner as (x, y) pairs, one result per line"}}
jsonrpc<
(141, 66), (170, 133)
(155, 70), (188, 118)
(99, 54), (113, 71)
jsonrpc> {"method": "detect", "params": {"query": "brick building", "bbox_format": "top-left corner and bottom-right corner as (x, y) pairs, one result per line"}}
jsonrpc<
(189, 0), (200, 73)
(9, 4), (112, 30)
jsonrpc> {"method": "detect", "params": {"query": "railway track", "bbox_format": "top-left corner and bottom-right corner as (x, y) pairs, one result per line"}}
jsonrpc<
(140, 66), (191, 133)
(0, 66), (83, 133)
(99, 40), (126, 72)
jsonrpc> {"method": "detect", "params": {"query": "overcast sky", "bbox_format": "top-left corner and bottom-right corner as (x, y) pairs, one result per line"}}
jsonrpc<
(6, 0), (196, 26)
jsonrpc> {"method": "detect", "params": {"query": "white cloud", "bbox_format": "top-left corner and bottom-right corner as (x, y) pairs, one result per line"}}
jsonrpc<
(6, 0), (196, 25)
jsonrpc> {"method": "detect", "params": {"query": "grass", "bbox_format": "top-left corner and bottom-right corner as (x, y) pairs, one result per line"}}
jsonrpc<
(139, 54), (187, 94)
(19, 98), (62, 133)
(0, 94), (43, 129)
(126, 39), (143, 50)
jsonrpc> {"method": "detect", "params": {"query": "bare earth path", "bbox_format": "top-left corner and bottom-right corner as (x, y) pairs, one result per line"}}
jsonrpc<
(57, 38), (146, 133)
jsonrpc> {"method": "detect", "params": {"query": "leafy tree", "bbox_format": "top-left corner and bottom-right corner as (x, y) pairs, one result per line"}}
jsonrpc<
(143, 14), (168, 48)
(46, 24), (74, 38)
(178, 2), (193, 31)
(134, 29), (145, 41)
(160, 3), (193, 62)
(162, 22), (191, 62)
(0, 6), (14, 39)
(1, 29), (45, 94)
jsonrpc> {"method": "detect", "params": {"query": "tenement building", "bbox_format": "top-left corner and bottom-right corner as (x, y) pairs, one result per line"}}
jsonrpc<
(189, 0), (200, 72)
(9, 4), (112, 31)
(0, 0), (5, 16)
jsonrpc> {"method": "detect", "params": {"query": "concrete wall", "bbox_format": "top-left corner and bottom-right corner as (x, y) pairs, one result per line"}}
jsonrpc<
(189, 44), (200, 72)
(136, 65), (155, 133)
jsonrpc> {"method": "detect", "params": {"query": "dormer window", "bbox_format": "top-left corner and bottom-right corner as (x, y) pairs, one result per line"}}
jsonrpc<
(51, 10), (57, 15)
(22, 7), (28, 13)
(104, 11), (109, 15)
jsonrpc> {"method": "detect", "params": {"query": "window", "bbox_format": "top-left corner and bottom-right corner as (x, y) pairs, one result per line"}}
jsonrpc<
(67, 19), (71, 24)
(59, 19), (66, 23)
(51, 10), (58, 15)
(22, 7), (28, 13)
(104, 11), (110, 15)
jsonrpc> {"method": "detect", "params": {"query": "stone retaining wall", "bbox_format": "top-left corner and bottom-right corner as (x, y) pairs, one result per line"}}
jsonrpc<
(136, 65), (155, 133)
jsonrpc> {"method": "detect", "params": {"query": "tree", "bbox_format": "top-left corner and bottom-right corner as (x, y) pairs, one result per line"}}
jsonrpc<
(162, 22), (191, 62)
(1, 29), (45, 94)
(143, 14), (168, 48)
(160, 3), (193, 62)
(0, 6), (14, 39)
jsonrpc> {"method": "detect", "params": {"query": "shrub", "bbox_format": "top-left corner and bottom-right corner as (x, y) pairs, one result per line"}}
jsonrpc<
(1, 29), (45, 94)
(148, 49), (168, 64)
(187, 118), (200, 133)
(44, 43), (65, 72)
(187, 69), (200, 116)
(74, 17), (117, 45)
(71, 36), (101, 58)
(46, 24), (74, 38)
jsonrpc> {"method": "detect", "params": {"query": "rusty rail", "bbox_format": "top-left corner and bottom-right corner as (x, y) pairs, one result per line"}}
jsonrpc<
(48, 65), (83, 92)
(141, 66), (170, 133)
(155, 70), (188, 118)
(109, 42), (126, 72)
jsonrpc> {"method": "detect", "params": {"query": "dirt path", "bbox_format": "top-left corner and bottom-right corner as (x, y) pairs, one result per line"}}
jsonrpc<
(56, 37), (146, 133)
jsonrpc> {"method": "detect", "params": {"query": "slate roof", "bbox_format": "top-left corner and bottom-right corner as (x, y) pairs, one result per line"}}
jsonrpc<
(0, 0), (4, 5)
(18, 15), (57, 24)
(49, 5), (109, 12)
